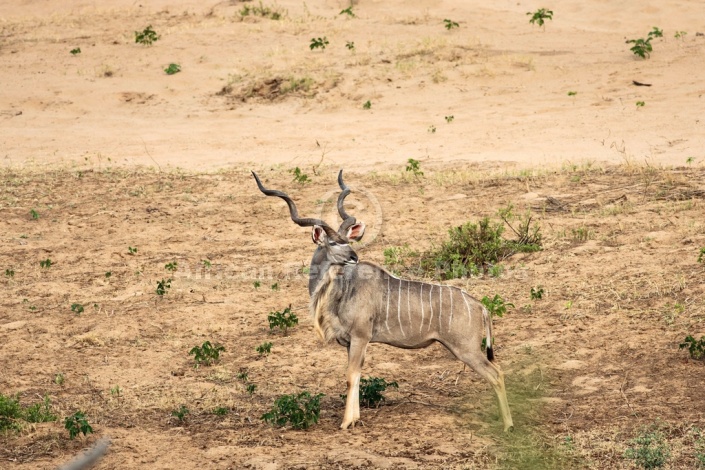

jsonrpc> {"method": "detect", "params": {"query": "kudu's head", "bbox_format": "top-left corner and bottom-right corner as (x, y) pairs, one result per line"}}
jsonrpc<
(252, 171), (366, 292)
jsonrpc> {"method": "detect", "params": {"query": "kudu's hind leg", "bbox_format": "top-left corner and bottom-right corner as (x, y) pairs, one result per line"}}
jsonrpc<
(341, 337), (368, 429)
(448, 344), (514, 432)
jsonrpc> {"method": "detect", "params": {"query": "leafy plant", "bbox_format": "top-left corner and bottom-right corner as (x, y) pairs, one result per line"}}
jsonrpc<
(40, 258), (52, 269)
(310, 37), (329, 50)
(428, 125), (436, 133)
(24, 395), (57, 423)
(213, 407), (229, 416)
(0, 393), (23, 432)
(54, 373), (65, 386)
(362, 100), (371, 110)
(165, 261), (178, 272)
(624, 429), (670, 469)
(693, 428), (705, 467)
(697, 247), (704, 263)
(70, 47), (81, 55)
(128, 246), (138, 255)
(261, 391), (324, 429)
(679, 335), (705, 360)
(346, 41), (355, 50)
(291, 167), (309, 184)
(445, 115), (454, 123)
(110, 385), (121, 398)
(649, 27), (663, 38)
(237, 370), (249, 382)
(481, 294), (514, 318)
(64, 411), (93, 439)
(567, 91), (577, 97)
(627, 28), (663, 59)
(0, 393), (55, 432)
(339, 6), (355, 17)
(527, 8), (553, 28)
(189, 341), (225, 367)
(164, 63), (181, 75)
(105, 271), (112, 278)
(422, 216), (541, 279)
(636, 101), (646, 107)
(202, 259), (212, 269)
(246, 383), (257, 395)
(256, 341), (273, 356)
(70, 303), (84, 314)
(405, 158), (424, 178)
(171, 405), (189, 423)
(342, 377), (398, 408)
(30, 209), (39, 220)
(156, 278), (172, 296)
(134, 26), (159, 46)
(268, 305), (298, 335)
(443, 19), (459, 30)
(530, 286), (544, 300)
(5, 268), (14, 278)
(271, 282), (279, 291)
(253, 280), (261, 288)
(674, 31), (687, 39)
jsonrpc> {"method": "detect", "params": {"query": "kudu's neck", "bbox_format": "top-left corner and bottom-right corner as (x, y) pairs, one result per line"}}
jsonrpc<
(308, 246), (331, 296)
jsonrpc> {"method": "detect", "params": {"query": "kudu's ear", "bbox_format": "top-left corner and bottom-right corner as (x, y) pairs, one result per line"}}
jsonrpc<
(346, 222), (366, 242)
(311, 226), (326, 245)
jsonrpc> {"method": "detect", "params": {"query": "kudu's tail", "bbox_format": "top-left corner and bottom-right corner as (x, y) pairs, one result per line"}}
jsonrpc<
(58, 438), (111, 470)
(482, 307), (495, 361)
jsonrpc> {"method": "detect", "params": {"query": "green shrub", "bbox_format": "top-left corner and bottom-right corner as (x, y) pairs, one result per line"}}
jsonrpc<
(268, 305), (298, 335)
(422, 215), (540, 279)
(624, 429), (670, 468)
(0, 393), (23, 432)
(342, 377), (398, 408)
(679, 335), (705, 360)
(189, 341), (225, 367)
(64, 411), (93, 439)
(262, 391), (323, 429)
(481, 294), (514, 318)
(0, 393), (57, 432)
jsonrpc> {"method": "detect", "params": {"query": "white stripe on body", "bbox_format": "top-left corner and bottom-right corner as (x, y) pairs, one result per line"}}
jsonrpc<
(407, 281), (411, 327)
(385, 275), (391, 332)
(428, 285), (434, 330)
(448, 286), (454, 330)
(397, 279), (405, 337)
(420, 284), (425, 333)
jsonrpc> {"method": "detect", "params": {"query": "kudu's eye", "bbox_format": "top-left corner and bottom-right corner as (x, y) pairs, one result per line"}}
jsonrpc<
(328, 241), (338, 246)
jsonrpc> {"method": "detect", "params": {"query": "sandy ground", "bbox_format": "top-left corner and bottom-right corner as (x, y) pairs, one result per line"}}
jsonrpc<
(2, 0), (704, 171)
(2, 1), (705, 469)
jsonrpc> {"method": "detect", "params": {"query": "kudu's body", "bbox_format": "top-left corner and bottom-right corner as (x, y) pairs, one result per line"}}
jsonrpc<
(253, 171), (513, 432)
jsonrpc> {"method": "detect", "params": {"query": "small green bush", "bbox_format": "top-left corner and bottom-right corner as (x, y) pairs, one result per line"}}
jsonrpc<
(189, 341), (225, 367)
(422, 216), (540, 279)
(624, 429), (670, 468)
(481, 294), (514, 318)
(268, 305), (298, 335)
(0, 394), (23, 432)
(64, 411), (93, 439)
(679, 335), (705, 360)
(256, 342), (273, 356)
(342, 377), (399, 408)
(262, 391), (323, 429)
(0, 393), (57, 432)
(134, 26), (159, 46)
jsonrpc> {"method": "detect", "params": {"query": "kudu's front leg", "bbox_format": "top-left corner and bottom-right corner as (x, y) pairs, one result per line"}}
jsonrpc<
(341, 337), (368, 429)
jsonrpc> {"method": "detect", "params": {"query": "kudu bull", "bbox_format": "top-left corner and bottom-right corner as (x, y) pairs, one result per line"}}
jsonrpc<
(252, 171), (513, 432)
